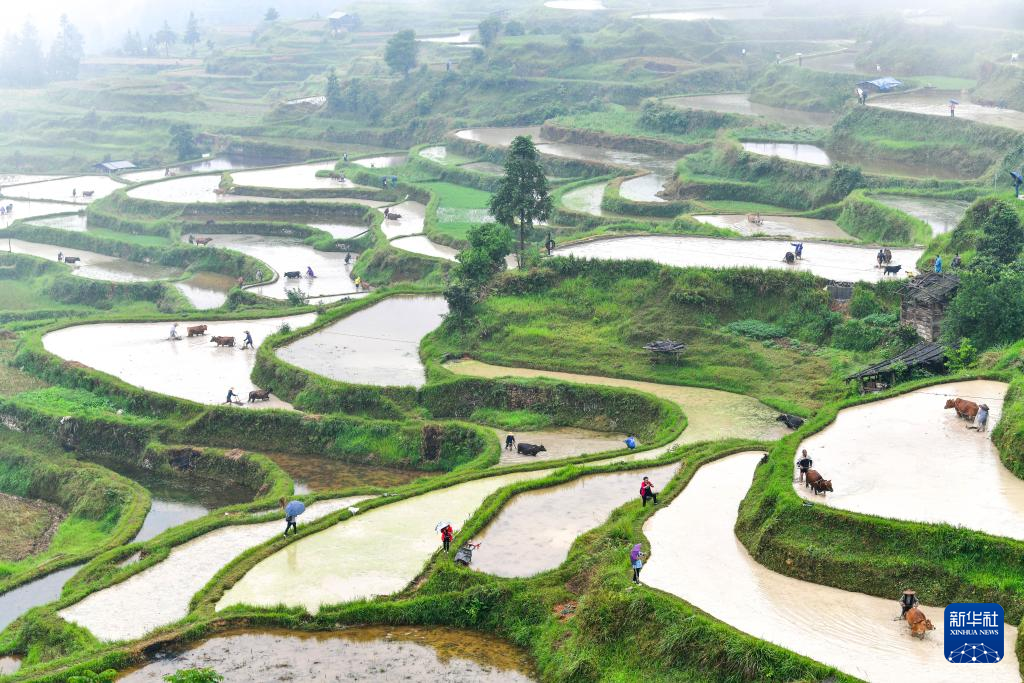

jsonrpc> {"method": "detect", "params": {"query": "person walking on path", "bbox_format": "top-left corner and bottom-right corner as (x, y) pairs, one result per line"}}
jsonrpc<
(241, 330), (254, 350)
(440, 524), (454, 553)
(640, 476), (658, 506)
(630, 544), (645, 584)
(281, 497), (304, 537)
(971, 404), (990, 432)
(796, 449), (813, 483)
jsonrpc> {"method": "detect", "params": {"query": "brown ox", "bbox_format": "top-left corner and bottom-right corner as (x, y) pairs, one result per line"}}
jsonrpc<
(746, 212), (763, 225)
(194, 237), (213, 246)
(248, 388), (271, 402)
(210, 336), (235, 347)
(905, 607), (935, 638)
(944, 398), (979, 420)
(187, 324), (207, 337)
(805, 469), (833, 495)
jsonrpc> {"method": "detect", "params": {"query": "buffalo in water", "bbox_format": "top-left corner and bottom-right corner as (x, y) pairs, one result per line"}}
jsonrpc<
(805, 469), (833, 496)
(248, 388), (271, 402)
(776, 414), (805, 430)
(517, 443), (546, 456)
(945, 398), (979, 420)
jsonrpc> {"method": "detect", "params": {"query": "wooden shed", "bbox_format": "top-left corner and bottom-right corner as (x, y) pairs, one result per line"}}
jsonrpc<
(899, 273), (959, 342)
(845, 341), (946, 392)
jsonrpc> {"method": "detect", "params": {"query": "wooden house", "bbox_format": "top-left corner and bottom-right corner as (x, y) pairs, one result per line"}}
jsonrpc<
(899, 273), (959, 342)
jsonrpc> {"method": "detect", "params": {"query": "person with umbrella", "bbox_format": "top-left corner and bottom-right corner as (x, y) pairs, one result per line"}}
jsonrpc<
(630, 543), (645, 584)
(949, 99), (958, 118)
(281, 497), (305, 537)
(437, 521), (454, 553)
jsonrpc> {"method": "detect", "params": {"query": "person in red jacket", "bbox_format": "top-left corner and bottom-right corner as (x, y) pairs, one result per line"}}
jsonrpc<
(640, 477), (658, 506)
(440, 524), (454, 553)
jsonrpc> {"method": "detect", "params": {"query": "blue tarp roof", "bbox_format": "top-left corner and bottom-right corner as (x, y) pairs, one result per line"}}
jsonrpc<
(859, 77), (903, 92)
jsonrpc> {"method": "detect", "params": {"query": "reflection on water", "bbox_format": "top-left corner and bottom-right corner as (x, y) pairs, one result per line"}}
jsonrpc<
(619, 173), (667, 203)
(6, 239), (182, 283)
(643, 451), (1021, 683)
(1, 175), (122, 203)
(872, 194), (969, 235)
(174, 271), (236, 310)
(231, 161), (347, 189)
(120, 626), (537, 682)
(42, 314), (316, 408)
(267, 451), (436, 494)
(742, 141), (831, 166)
(277, 295), (448, 388)
(390, 235), (459, 261)
(353, 155), (406, 168)
(0, 564), (79, 632)
(473, 464), (678, 577)
(666, 93), (837, 127)
(27, 212), (88, 231)
(556, 234), (923, 283)
(560, 181), (607, 216)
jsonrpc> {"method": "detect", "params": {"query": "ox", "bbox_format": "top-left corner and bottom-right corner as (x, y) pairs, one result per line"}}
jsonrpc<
(776, 414), (805, 430)
(63, 256), (81, 264)
(193, 237), (213, 246)
(210, 336), (235, 347)
(517, 443), (546, 456)
(944, 398), (979, 420)
(248, 388), (271, 402)
(283, 271), (301, 279)
(805, 469), (833, 496)
(905, 607), (935, 638)
(187, 324), (207, 337)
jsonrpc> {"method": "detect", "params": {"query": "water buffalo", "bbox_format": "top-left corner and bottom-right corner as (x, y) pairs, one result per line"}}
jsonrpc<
(82, 190), (95, 198)
(187, 324), (207, 337)
(283, 271), (301, 279)
(805, 469), (833, 495)
(882, 264), (902, 276)
(63, 256), (81, 264)
(248, 388), (271, 402)
(783, 251), (796, 265)
(193, 237), (213, 246)
(210, 336), (235, 347)
(945, 398), (979, 420)
(776, 414), (805, 430)
(905, 607), (935, 638)
(517, 443), (546, 456)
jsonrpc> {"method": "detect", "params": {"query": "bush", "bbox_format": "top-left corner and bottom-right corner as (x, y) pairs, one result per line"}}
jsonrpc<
(165, 669), (224, 683)
(724, 319), (785, 340)
(831, 318), (886, 351)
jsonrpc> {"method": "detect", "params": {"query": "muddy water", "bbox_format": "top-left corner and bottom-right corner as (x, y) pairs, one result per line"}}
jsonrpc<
(495, 427), (626, 465)
(173, 272), (235, 309)
(619, 173), (667, 203)
(231, 161), (349, 189)
(445, 360), (786, 449)
(665, 93), (837, 127)
(133, 498), (210, 544)
(120, 626), (537, 682)
(2, 175), (122, 203)
(692, 214), (853, 240)
(42, 314), (316, 408)
(0, 173), (61, 185)
(267, 452), (436, 494)
(0, 198), (83, 223)
(556, 235), (923, 282)
(643, 451), (1020, 683)
(6, 239), (182, 283)
(0, 564), (80, 631)
(277, 295), (447, 388)
(870, 90), (1024, 133)
(473, 464), (678, 578)
(217, 470), (549, 612)
(128, 175), (385, 207)
(60, 496), (369, 642)
(0, 656), (18, 675)
(390, 235), (460, 261)
(198, 234), (357, 301)
(420, 29), (477, 44)
(379, 200), (426, 240)
(797, 381), (1024, 539)
(872, 194), (969, 235)
(545, 0), (606, 9)
(123, 157), (254, 183)
(307, 222), (368, 240)
(28, 213), (88, 231)
(353, 155), (406, 168)
(742, 141), (831, 166)
(560, 181), (607, 216)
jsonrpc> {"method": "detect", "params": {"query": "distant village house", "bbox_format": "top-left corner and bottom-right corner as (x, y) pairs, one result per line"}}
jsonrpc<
(94, 160), (137, 174)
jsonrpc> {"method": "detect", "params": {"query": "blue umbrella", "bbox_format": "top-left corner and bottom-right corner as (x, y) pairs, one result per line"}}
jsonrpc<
(285, 500), (306, 518)
(949, 98), (960, 105)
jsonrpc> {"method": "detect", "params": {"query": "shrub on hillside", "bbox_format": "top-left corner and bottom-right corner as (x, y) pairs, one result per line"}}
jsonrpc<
(724, 319), (785, 340)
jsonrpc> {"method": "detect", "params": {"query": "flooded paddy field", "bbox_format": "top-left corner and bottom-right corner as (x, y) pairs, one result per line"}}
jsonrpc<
(378, 200), (426, 240)
(472, 463), (678, 577)
(692, 214), (852, 239)
(555, 234), (923, 282)
(869, 90), (1024, 132)
(0, 198), (88, 224)
(60, 496), (369, 642)
(5, 238), (182, 282)
(741, 141), (831, 166)
(194, 233), (358, 302)
(230, 161), (347, 189)
(353, 154), (407, 168)
(643, 451), (1020, 683)
(42, 313), (316, 408)
(120, 626), (537, 682)
(121, 156), (257, 183)
(277, 295), (448, 388)
(666, 93), (837, 127)
(0, 173), (63, 186)
(173, 271), (237, 309)
(445, 360), (786, 447)
(27, 212), (88, 231)
(128, 174), (383, 207)
(419, 29), (479, 46)
(495, 426), (626, 465)
(390, 234), (459, 261)
(796, 381), (1024, 539)
(0, 564), (80, 632)
(217, 470), (550, 612)
(560, 181), (607, 216)
(872, 194), (969, 235)
(267, 452), (437, 494)
(308, 222), (369, 240)
(1, 175), (123, 202)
